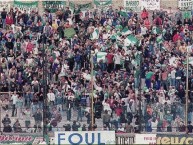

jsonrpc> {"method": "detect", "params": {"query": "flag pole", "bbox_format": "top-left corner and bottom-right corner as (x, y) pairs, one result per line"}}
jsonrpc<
(185, 48), (189, 133)
(90, 53), (94, 130)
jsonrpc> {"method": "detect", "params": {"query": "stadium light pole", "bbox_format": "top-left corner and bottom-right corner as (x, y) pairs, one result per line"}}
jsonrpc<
(185, 49), (189, 133)
(90, 53), (94, 130)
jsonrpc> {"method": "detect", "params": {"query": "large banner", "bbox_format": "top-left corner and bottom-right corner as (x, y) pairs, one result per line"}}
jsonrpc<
(135, 134), (157, 144)
(94, 0), (112, 6)
(178, 0), (193, 10)
(55, 131), (116, 145)
(157, 134), (193, 144)
(141, 0), (160, 10)
(124, 0), (141, 12)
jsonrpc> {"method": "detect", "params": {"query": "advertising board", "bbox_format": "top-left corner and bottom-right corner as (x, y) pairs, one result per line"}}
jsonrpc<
(55, 131), (116, 145)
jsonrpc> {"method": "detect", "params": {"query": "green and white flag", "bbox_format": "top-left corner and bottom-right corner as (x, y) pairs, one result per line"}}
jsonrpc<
(122, 27), (132, 36)
(97, 52), (107, 62)
(152, 27), (161, 34)
(94, 0), (112, 6)
(156, 35), (163, 44)
(124, 34), (139, 46)
(91, 28), (99, 40)
(110, 34), (120, 41)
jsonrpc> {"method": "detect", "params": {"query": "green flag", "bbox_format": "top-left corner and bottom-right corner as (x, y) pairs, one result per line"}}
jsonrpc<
(119, 11), (128, 18)
(64, 28), (76, 39)
(94, 0), (112, 6)
(122, 27), (132, 35)
(125, 34), (139, 46)
(183, 11), (191, 19)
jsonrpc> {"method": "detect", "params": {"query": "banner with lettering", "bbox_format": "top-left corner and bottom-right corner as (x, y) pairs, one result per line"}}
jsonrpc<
(69, 2), (92, 11)
(156, 134), (193, 144)
(141, 0), (160, 10)
(43, 1), (67, 13)
(123, 0), (141, 12)
(93, 0), (112, 6)
(178, 0), (193, 11)
(135, 134), (157, 144)
(14, 0), (38, 8)
(55, 131), (116, 145)
(0, 134), (44, 144)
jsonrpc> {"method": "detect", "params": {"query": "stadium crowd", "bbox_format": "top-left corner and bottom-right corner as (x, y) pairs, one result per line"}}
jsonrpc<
(0, 5), (193, 134)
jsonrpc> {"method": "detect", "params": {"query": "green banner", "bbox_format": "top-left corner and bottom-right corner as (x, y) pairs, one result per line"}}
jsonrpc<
(94, 0), (112, 6)
(43, 1), (66, 13)
(69, 2), (92, 10)
(0, 134), (44, 144)
(14, 0), (38, 8)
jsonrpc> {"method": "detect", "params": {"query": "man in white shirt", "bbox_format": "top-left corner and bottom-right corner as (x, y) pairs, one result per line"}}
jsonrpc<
(11, 91), (18, 117)
(140, 24), (148, 36)
(47, 89), (55, 106)
(170, 67), (176, 87)
(114, 52), (122, 71)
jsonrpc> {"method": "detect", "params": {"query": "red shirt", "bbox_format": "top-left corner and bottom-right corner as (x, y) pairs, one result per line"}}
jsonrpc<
(6, 17), (13, 25)
(173, 33), (182, 42)
(141, 11), (149, 19)
(106, 53), (114, 64)
(26, 42), (34, 52)
(115, 107), (123, 116)
(144, 19), (151, 29)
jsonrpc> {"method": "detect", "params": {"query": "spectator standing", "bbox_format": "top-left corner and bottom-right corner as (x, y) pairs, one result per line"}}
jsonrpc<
(33, 109), (42, 132)
(11, 91), (18, 117)
(1, 8), (7, 29)
(102, 110), (111, 129)
(16, 96), (24, 119)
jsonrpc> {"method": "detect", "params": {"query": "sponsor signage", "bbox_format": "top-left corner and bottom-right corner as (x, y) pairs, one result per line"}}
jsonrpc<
(55, 131), (116, 145)
(135, 134), (157, 144)
(157, 134), (193, 145)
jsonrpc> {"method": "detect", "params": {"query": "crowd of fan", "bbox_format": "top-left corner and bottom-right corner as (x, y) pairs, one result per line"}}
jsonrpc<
(0, 5), (193, 134)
